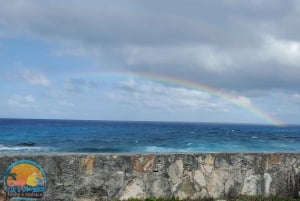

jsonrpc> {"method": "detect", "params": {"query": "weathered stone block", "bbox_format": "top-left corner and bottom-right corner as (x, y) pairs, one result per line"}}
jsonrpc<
(0, 153), (300, 200)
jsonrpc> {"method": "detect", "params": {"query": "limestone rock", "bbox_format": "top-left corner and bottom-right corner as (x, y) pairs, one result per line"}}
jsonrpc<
(174, 179), (207, 199)
(132, 155), (155, 173)
(207, 169), (229, 198)
(199, 154), (215, 176)
(81, 155), (96, 174)
(168, 159), (184, 185)
(120, 178), (145, 200)
(193, 170), (206, 187)
(1, 153), (300, 200)
(264, 173), (273, 196)
(241, 170), (262, 195)
(149, 178), (171, 198)
(204, 154), (215, 166)
(268, 154), (282, 165)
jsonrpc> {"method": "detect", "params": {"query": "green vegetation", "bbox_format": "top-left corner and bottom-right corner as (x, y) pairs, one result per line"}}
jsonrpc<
(120, 195), (300, 201)
(235, 195), (300, 201)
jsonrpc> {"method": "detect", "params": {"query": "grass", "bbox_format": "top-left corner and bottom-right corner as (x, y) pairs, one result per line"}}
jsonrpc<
(233, 195), (300, 201)
(120, 195), (300, 201)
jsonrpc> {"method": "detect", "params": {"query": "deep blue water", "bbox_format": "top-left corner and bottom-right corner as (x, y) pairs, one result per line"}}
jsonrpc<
(0, 118), (300, 153)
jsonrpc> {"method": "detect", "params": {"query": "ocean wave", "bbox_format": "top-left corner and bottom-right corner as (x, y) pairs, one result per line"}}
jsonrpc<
(15, 142), (37, 147)
(72, 147), (129, 153)
(141, 146), (194, 153)
(0, 144), (57, 153)
(73, 146), (196, 153)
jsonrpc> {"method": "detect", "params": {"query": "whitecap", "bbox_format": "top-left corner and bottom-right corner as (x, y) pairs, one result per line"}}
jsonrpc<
(141, 146), (192, 153)
(0, 144), (57, 153)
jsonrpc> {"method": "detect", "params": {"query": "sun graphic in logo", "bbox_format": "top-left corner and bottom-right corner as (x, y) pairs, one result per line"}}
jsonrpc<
(4, 160), (47, 199)
(6, 163), (45, 187)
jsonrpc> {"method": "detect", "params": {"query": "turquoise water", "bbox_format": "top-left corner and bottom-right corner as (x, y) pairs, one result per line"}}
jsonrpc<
(0, 118), (299, 153)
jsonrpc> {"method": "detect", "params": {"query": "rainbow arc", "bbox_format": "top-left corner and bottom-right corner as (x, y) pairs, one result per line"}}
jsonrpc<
(80, 71), (285, 127)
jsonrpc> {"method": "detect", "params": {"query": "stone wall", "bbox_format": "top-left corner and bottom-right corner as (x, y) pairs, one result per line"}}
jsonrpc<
(0, 153), (300, 200)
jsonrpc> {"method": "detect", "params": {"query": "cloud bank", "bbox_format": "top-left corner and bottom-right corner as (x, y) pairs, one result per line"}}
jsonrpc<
(1, 0), (300, 123)
(1, 0), (300, 93)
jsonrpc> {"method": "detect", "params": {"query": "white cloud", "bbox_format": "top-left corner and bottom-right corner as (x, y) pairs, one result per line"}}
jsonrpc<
(293, 93), (300, 104)
(122, 36), (300, 73)
(8, 94), (38, 108)
(63, 78), (99, 93)
(52, 47), (89, 57)
(2, 1), (300, 92)
(236, 96), (252, 106)
(123, 45), (233, 73)
(20, 69), (50, 87)
(261, 36), (300, 67)
(58, 100), (74, 107)
(294, 93), (300, 99)
(107, 79), (228, 111)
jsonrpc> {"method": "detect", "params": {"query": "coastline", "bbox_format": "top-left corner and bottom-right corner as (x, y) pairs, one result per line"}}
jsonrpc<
(0, 153), (300, 200)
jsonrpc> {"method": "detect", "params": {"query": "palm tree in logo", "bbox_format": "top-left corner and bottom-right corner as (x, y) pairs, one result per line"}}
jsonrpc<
(4, 172), (17, 185)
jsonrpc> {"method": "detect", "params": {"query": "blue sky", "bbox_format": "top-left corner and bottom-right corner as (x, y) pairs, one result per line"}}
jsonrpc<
(1, 0), (300, 125)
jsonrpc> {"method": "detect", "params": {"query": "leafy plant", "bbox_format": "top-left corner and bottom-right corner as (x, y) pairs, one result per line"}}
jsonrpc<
(5, 172), (17, 180)
(118, 195), (300, 201)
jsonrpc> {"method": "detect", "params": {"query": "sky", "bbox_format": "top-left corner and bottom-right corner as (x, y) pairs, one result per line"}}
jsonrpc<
(1, 0), (300, 125)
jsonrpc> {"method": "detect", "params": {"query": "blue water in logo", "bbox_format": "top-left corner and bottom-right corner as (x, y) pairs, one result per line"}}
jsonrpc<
(0, 118), (299, 153)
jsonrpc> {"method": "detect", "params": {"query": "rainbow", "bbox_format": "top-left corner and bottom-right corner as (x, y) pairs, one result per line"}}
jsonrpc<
(80, 71), (285, 127)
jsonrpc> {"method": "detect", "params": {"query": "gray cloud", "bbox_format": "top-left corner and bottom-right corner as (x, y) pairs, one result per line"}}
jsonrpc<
(19, 69), (50, 87)
(1, 0), (298, 46)
(64, 78), (100, 93)
(58, 100), (74, 107)
(8, 94), (38, 109)
(108, 79), (231, 111)
(1, 0), (300, 94)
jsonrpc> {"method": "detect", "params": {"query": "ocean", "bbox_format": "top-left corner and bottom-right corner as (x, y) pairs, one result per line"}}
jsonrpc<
(0, 118), (299, 153)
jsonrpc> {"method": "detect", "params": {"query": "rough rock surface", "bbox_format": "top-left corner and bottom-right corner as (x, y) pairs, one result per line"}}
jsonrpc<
(0, 153), (300, 200)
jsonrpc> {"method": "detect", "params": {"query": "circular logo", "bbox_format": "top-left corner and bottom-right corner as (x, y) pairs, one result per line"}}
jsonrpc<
(3, 160), (47, 199)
